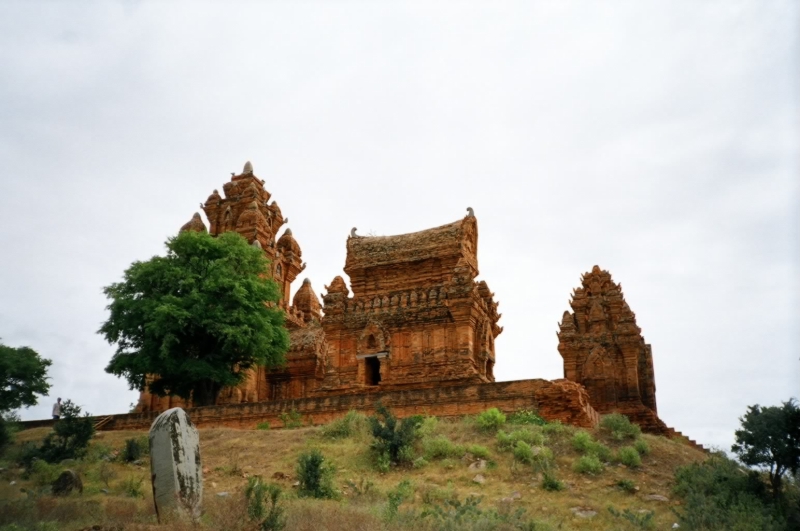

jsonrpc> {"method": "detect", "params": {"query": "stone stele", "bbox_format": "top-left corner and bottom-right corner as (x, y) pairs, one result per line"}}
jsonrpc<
(149, 407), (202, 520)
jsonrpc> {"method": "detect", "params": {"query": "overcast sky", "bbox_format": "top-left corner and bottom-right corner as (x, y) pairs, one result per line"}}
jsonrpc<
(0, 1), (797, 451)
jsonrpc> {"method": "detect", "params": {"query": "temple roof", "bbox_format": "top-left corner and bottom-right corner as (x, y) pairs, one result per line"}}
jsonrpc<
(345, 215), (477, 271)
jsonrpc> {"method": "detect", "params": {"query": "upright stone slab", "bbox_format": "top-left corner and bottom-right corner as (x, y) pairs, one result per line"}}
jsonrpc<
(149, 407), (202, 520)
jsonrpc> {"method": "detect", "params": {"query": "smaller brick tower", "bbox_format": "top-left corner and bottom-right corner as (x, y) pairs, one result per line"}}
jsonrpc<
(558, 266), (665, 433)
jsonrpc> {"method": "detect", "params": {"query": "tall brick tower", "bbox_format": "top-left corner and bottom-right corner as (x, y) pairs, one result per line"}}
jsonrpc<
(557, 266), (665, 433)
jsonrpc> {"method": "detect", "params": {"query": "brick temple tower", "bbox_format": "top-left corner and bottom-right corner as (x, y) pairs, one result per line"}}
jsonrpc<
(317, 210), (503, 393)
(557, 266), (665, 433)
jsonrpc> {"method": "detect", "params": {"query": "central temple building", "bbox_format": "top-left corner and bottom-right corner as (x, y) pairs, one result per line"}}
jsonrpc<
(136, 162), (502, 412)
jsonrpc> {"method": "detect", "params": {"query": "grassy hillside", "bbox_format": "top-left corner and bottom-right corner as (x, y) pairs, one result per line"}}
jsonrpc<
(0, 411), (707, 530)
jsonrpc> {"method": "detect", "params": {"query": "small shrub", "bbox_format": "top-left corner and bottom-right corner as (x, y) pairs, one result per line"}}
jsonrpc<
(98, 461), (116, 489)
(417, 416), (439, 438)
(512, 441), (534, 464)
(424, 436), (465, 460)
(384, 479), (413, 521)
(120, 476), (144, 498)
(616, 446), (642, 468)
(507, 409), (546, 426)
(37, 400), (95, 463)
(122, 438), (143, 463)
(296, 449), (336, 499)
(475, 408), (506, 432)
(634, 438), (650, 455)
(345, 477), (377, 499)
(497, 428), (544, 451)
(321, 410), (367, 439)
(571, 431), (610, 461)
(412, 456), (428, 469)
(589, 441), (612, 461)
(465, 444), (490, 459)
(599, 413), (641, 441)
(256, 421), (271, 431)
(245, 476), (286, 531)
(542, 421), (565, 435)
(541, 471), (566, 491)
(368, 403), (422, 467)
(29, 459), (63, 487)
(573, 454), (604, 475)
(616, 478), (637, 494)
(571, 431), (593, 453)
(532, 446), (555, 472)
(279, 410), (303, 429)
(376, 452), (391, 473)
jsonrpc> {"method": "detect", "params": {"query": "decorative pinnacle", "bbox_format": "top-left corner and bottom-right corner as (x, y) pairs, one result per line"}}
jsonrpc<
(243, 161), (253, 174)
(466, 207), (475, 217)
(350, 227), (358, 237)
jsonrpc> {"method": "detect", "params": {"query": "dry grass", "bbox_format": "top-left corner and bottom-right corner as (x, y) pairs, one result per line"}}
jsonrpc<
(1, 414), (707, 530)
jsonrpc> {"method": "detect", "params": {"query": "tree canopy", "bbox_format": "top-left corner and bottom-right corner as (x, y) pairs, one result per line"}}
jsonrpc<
(100, 230), (290, 406)
(732, 398), (800, 496)
(0, 341), (52, 413)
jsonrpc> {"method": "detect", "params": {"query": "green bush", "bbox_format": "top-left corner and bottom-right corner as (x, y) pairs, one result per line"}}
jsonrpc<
(321, 410), (368, 439)
(245, 476), (286, 531)
(256, 421), (271, 431)
(672, 455), (788, 530)
(573, 454), (604, 475)
(616, 479), (637, 494)
(424, 436), (465, 460)
(417, 416), (439, 438)
(599, 413), (641, 441)
(571, 431), (593, 453)
(608, 507), (655, 529)
(122, 438), (145, 463)
(570, 431), (610, 461)
(616, 446), (642, 468)
(475, 408), (506, 433)
(634, 438), (650, 455)
(384, 479), (414, 522)
(541, 471), (566, 491)
(496, 428), (544, 451)
(542, 421), (565, 435)
(121, 475), (144, 498)
(512, 441), (534, 464)
(37, 400), (95, 463)
(29, 459), (63, 487)
(278, 410), (303, 429)
(420, 495), (547, 530)
(507, 409), (546, 426)
(412, 456), (428, 469)
(465, 444), (490, 459)
(368, 403), (422, 467)
(296, 449), (336, 499)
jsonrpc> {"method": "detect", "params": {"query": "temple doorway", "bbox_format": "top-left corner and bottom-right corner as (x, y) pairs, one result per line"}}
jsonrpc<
(365, 356), (381, 386)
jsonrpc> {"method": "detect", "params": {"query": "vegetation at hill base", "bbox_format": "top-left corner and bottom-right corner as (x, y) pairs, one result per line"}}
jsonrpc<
(1, 402), (797, 530)
(99, 230), (290, 407)
(0, 341), (52, 456)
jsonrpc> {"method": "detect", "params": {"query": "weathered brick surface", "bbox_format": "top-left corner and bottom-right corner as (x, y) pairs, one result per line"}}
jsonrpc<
(558, 266), (666, 434)
(85, 378), (600, 431)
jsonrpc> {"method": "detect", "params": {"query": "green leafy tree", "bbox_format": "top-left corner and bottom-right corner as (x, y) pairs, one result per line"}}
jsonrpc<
(99, 230), (290, 406)
(732, 398), (800, 497)
(0, 341), (52, 413)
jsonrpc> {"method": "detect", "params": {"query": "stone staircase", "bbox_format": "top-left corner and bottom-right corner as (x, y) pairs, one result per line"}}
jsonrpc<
(664, 427), (707, 453)
(93, 416), (114, 431)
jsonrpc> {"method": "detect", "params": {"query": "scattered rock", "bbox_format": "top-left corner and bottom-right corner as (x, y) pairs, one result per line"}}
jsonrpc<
(211, 481), (217, 488)
(101, 489), (110, 494)
(9, 481), (16, 486)
(472, 474), (486, 484)
(202, 467), (210, 474)
(216, 492), (229, 497)
(509, 491), (521, 500)
(149, 407), (203, 520)
(645, 494), (670, 502)
(133, 459), (143, 466)
(292, 481), (300, 487)
(570, 507), (597, 519)
(468, 459), (487, 471)
(52, 470), (83, 496)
